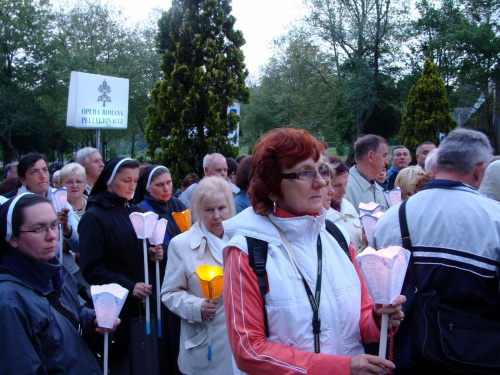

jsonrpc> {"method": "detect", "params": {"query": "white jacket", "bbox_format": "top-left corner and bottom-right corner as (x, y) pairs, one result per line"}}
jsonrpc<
(223, 207), (365, 356)
(326, 200), (363, 249)
(161, 221), (234, 375)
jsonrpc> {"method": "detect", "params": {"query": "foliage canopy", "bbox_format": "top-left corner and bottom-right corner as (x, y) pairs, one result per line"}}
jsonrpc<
(145, 0), (249, 182)
(399, 57), (456, 155)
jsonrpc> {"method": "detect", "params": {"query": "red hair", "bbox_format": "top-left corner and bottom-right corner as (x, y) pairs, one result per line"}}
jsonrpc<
(248, 128), (324, 215)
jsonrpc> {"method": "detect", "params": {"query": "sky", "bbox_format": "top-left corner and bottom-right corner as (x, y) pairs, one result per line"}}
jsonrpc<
(112, 0), (308, 78)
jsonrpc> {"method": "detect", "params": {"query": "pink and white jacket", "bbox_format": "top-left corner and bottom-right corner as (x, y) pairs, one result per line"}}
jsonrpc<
(222, 207), (380, 375)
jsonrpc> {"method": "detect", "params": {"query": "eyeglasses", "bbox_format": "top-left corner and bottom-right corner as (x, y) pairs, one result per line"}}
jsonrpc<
(282, 168), (330, 181)
(63, 180), (85, 186)
(19, 223), (59, 235)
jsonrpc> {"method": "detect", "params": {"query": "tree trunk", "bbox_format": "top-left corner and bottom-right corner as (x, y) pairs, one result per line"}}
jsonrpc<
(130, 134), (136, 159)
(1, 131), (14, 165)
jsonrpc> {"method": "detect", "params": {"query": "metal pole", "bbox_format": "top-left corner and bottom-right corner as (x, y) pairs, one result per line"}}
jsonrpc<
(95, 129), (101, 153)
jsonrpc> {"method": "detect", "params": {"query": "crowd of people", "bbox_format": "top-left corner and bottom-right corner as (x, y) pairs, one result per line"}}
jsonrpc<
(0, 127), (499, 375)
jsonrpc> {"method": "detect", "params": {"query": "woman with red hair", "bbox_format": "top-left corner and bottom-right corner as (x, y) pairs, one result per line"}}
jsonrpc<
(222, 128), (405, 375)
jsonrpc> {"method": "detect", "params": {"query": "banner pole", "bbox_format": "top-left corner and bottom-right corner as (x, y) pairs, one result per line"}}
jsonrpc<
(96, 129), (101, 152)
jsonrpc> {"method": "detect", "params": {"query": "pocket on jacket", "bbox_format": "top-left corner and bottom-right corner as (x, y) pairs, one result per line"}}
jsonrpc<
(184, 325), (207, 349)
(351, 218), (362, 228)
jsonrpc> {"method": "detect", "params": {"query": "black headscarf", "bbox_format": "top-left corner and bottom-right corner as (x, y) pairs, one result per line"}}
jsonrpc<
(89, 157), (133, 197)
(134, 165), (170, 204)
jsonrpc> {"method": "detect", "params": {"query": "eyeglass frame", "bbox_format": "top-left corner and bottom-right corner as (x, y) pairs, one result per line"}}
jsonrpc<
(18, 222), (59, 235)
(281, 168), (330, 181)
(62, 179), (86, 186)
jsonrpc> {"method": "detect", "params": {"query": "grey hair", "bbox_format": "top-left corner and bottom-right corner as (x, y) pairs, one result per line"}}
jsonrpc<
(436, 128), (492, 175)
(203, 153), (225, 169)
(479, 160), (500, 201)
(75, 147), (100, 165)
(192, 176), (235, 220)
(424, 148), (439, 173)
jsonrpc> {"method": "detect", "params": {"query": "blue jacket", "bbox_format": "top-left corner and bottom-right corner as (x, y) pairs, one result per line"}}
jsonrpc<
(0, 248), (102, 374)
(234, 189), (250, 214)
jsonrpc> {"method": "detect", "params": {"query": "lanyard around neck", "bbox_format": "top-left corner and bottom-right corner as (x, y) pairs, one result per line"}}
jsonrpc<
(275, 225), (323, 353)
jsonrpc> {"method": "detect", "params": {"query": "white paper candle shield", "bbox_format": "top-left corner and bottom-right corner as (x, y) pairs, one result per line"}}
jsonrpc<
(91, 284), (129, 329)
(360, 211), (384, 243)
(359, 202), (381, 216)
(129, 212), (159, 239)
(384, 189), (402, 207)
(51, 188), (68, 213)
(355, 246), (410, 304)
(149, 219), (168, 245)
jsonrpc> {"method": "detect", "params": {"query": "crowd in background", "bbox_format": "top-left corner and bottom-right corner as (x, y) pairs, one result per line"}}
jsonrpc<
(0, 127), (499, 375)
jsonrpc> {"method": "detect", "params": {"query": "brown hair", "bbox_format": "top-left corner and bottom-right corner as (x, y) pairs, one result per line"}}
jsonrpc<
(235, 156), (252, 191)
(248, 128), (324, 215)
(354, 134), (387, 162)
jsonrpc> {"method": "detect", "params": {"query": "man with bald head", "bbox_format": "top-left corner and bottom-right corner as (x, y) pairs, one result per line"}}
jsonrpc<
(179, 153), (229, 219)
(415, 141), (436, 169)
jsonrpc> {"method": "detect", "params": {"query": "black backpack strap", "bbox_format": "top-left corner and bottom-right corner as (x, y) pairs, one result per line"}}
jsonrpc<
(246, 237), (270, 337)
(325, 220), (350, 261)
(398, 199), (418, 293)
(399, 199), (412, 252)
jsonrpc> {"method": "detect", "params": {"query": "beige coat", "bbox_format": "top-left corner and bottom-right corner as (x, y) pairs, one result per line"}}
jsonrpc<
(326, 200), (364, 250)
(346, 165), (388, 213)
(161, 222), (233, 375)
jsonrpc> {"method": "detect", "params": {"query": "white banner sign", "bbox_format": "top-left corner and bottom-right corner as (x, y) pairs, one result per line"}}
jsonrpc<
(227, 102), (240, 147)
(66, 71), (129, 129)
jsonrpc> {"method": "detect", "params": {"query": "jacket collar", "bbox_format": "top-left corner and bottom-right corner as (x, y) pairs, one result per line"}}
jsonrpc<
(188, 221), (224, 263)
(422, 179), (477, 192)
(1, 248), (65, 295)
(349, 166), (377, 193)
(87, 190), (128, 209)
(269, 209), (326, 244)
(142, 193), (168, 214)
(340, 199), (359, 217)
(386, 165), (400, 180)
(17, 185), (55, 201)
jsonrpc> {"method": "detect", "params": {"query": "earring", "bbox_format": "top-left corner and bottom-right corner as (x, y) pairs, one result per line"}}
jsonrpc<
(273, 201), (277, 214)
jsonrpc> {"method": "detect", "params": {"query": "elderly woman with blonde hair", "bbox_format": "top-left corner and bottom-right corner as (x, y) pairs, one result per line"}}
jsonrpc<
(161, 176), (235, 375)
(55, 162), (88, 292)
(59, 163), (88, 220)
(394, 165), (425, 200)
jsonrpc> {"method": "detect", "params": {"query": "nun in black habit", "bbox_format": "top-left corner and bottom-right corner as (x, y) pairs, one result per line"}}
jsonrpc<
(134, 165), (186, 375)
(79, 157), (163, 375)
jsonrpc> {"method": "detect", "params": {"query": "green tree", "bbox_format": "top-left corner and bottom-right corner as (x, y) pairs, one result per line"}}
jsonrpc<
(145, 0), (249, 182)
(305, 0), (410, 139)
(240, 32), (336, 145)
(0, 0), (52, 163)
(37, 1), (161, 160)
(399, 58), (456, 156)
(412, 0), (500, 151)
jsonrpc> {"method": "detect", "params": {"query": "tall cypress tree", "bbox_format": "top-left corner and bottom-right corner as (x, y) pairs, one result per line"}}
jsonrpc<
(145, 0), (249, 182)
(399, 58), (456, 157)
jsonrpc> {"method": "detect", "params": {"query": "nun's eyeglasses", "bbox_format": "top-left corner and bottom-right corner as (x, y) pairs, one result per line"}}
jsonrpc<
(282, 168), (330, 181)
(19, 223), (59, 235)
